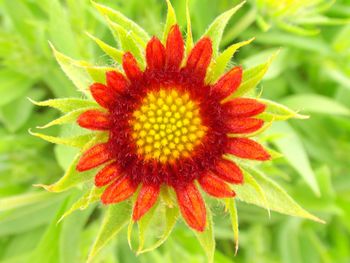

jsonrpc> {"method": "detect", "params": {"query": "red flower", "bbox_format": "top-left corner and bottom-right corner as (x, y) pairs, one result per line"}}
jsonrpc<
(76, 25), (270, 232)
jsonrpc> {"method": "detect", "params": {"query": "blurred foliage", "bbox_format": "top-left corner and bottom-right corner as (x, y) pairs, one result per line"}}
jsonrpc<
(0, 0), (349, 263)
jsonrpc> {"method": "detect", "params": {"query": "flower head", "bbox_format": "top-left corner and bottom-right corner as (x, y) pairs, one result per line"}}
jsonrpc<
(76, 25), (270, 231)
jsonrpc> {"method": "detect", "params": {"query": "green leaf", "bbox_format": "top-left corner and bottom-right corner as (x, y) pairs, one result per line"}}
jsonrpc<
(206, 38), (254, 83)
(34, 134), (105, 192)
(50, 43), (93, 96)
(0, 89), (45, 132)
(36, 108), (95, 129)
(163, 0), (177, 42)
(92, 1), (149, 43)
(194, 208), (215, 263)
(0, 69), (33, 106)
(258, 98), (309, 121)
(88, 202), (131, 262)
(59, 201), (94, 263)
(0, 191), (55, 212)
(281, 94), (350, 116)
(225, 199), (239, 255)
(29, 130), (97, 148)
(276, 21), (320, 36)
(203, 2), (245, 57)
(87, 33), (123, 63)
(29, 98), (99, 113)
(185, 0), (193, 55)
(230, 53), (276, 98)
(58, 187), (103, 223)
(28, 196), (71, 263)
(0, 198), (63, 236)
(233, 165), (323, 223)
(269, 122), (320, 195)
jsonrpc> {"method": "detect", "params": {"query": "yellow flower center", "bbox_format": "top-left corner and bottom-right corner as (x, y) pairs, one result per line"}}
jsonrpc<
(132, 89), (206, 163)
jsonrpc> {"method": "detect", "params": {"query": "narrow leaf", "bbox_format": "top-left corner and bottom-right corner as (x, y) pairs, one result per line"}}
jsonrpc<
(282, 94), (350, 116)
(0, 192), (55, 212)
(269, 122), (320, 195)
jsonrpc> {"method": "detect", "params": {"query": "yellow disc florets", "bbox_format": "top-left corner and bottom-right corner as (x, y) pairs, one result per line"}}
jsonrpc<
(131, 89), (206, 163)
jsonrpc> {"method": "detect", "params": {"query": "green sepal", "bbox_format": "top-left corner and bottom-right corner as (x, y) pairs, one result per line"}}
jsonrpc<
(163, 0), (177, 43)
(257, 98), (309, 121)
(193, 207), (215, 263)
(50, 43), (93, 96)
(34, 133), (107, 192)
(137, 206), (179, 254)
(29, 130), (97, 148)
(232, 165), (324, 223)
(36, 108), (98, 129)
(206, 38), (255, 83)
(91, 1), (150, 43)
(86, 32), (123, 63)
(185, 0), (193, 55)
(225, 198), (239, 255)
(230, 52), (277, 98)
(203, 1), (245, 58)
(58, 186), (104, 223)
(29, 98), (99, 113)
(108, 20), (145, 67)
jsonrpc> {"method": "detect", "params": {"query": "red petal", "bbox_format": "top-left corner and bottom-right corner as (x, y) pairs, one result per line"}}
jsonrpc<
(165, 25), (184, 70)
(146, 37), (166, 71)
(211, 66), (242, 100)
(122, 52), (142, 81)
(77, 110), (111, 130)
(101, 175), (137, 204)
(223, 98), (266, 118)
(175, 183), (206, 232)
(198, 172), (235, 198)
(106, 71), (128, 93)
(132, 184), (160, 221)
(77, 143), (110, 172)
(213, 159), (243, 184)
(183, 37), (212, 81)
(95, 162), (122, 187)
(224, 118), (264, 134)
(225, 138), (271, 161)
(90, 83), (117, 109)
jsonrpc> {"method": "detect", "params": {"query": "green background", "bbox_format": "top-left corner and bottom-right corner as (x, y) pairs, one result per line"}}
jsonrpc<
(0, 0), (350, 262)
